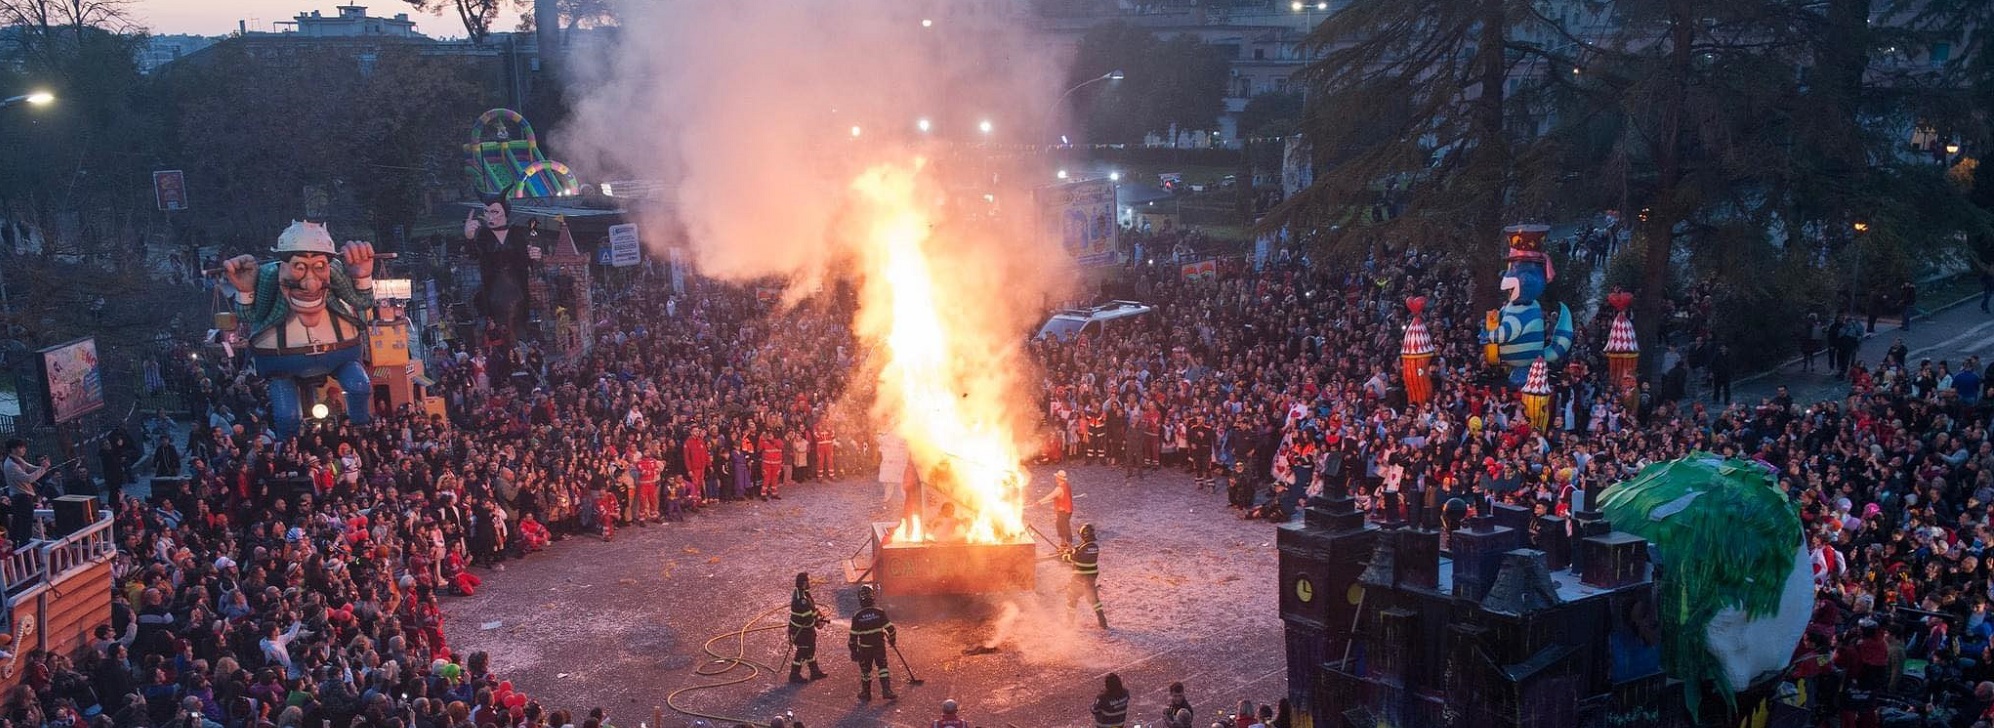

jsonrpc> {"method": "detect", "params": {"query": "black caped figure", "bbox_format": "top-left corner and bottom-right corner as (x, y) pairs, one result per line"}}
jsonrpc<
(788, 572), (828, 683)
(847, 585), (898, 701)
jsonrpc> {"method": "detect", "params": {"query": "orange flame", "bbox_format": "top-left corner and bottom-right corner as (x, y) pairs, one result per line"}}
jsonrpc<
(850, 160), (1029, 545)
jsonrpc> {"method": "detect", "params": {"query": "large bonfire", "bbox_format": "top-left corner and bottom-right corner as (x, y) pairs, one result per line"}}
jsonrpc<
(847, 159), (1033, 546)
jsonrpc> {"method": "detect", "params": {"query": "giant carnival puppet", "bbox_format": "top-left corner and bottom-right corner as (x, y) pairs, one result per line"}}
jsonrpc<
(222, 222), (376, 440)
(1484, 224), (1576, 387)
(462, 193), (536, 345)
(1599, 453), (1812, 716)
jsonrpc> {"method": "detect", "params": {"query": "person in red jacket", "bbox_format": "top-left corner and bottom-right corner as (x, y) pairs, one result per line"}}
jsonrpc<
(813, 421), (837, 481)
(684, 427), (710, 504)
(761, 430), (786, 501)
(518, 513), (550, 551)
(635, 446), (663, 525)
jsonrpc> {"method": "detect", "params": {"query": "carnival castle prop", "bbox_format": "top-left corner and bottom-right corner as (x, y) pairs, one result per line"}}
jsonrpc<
(1279, 453), (1812, 727)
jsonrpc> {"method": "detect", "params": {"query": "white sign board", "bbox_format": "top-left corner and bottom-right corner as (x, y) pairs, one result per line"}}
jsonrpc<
(607, 223), (642, 267)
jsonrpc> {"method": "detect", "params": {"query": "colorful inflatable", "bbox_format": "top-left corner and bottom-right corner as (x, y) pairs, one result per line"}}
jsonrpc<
(464, 108), (581, 199)
(1484, 224), (1575, 387)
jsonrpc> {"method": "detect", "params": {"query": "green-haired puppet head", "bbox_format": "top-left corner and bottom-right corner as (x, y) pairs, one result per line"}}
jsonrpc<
(1598, 453), (1811, 715)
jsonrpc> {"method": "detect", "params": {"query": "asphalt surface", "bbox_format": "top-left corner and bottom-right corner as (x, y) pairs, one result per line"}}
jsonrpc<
(439, 464), (1287, 728)
(1723, 295), (1994, 406)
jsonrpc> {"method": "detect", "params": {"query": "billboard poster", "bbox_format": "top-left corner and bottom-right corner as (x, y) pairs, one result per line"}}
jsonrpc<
(1036, 178), (1119, 267)
(153, 170), (188, 212)
(38, 337), (105, 425)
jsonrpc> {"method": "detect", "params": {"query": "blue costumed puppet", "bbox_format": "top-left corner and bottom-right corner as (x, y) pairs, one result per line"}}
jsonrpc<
(222, 221), (376, 441)
(1485, 224), (1575, 387)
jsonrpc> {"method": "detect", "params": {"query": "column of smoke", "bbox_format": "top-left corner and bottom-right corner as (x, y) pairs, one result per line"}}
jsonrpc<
(561, 1), (1104, 655)
(561, 0), (1081, 539)
(559, 0), (1075, 294)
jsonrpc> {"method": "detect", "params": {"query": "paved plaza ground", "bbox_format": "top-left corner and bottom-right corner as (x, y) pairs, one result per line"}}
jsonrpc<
(439, 464), (1286, 728)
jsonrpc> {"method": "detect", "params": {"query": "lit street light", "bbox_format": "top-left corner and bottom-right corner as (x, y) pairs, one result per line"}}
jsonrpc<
(1292, 0), (1328, 26)
(1044, 70), (1124, 145)
(850, 125), (862, 138)
(917, 118), (931, 133)
(1056, 169), (1068, 180)
(978, 119), (993, 135)
(1109, 171), (1121, 181)
(0, 90), (53, 109)
(1946, 142), (1962, 156)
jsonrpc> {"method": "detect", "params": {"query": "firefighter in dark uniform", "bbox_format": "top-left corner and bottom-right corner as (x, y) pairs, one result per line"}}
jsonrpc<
(848, 585), (898, 701)
(1085, 407), (1107, 464)
(1187, 413), (1214, 492)
(1062, 523), (1107, 629)
(787, 572), (829, 683)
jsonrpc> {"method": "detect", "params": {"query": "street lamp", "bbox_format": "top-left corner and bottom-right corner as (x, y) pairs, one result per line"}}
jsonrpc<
(0, 91), (53, 109)
(978, 119), (993, 135)
(850, 125), (862, 138)
(1044, 70), (1124, 145)
(1852, 221), (1869, 234)
(916, 117), (931, 133)
(1292, 1), (1328, 26)
(1946, 142), (1962, 156)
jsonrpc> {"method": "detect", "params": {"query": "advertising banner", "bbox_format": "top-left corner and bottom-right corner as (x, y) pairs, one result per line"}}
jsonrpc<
(1036, 178), (1119, 267)
(38, 337), (105, 425)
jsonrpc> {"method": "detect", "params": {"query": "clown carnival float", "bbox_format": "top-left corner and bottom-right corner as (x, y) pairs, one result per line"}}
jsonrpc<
(1277, 451), (1809, 727)
(222, 222), (377, 440)
(1484, 224), (1576, 388)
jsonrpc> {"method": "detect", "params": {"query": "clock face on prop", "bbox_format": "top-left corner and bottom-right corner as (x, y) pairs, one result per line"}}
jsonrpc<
(1293, 575), (1314, 603)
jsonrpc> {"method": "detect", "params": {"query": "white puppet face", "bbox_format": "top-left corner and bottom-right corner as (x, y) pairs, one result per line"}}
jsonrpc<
(1703, 540), (1815, 691)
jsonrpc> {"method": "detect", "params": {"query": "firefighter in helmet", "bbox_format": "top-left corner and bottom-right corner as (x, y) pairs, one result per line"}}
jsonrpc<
(848, 585), (898, 701)
(1062, 523), (1107, 629)
(787, 572), (829, 683)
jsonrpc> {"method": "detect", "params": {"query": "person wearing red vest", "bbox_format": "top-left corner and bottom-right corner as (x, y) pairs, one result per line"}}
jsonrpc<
(931, 699), (968, 728)
(760, 431), (786, 501)
(813, 422), (837, 481)
(635, 447), (663, 525)
(1036, 470), (1076, 547)
(683, 427), (710, 504)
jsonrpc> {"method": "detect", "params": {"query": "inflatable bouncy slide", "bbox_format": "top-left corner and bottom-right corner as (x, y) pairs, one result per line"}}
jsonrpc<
(464, 108), (581, 199)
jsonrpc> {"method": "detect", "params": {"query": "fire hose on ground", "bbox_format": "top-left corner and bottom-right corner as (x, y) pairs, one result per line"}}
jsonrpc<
(665, 604), (788, 728)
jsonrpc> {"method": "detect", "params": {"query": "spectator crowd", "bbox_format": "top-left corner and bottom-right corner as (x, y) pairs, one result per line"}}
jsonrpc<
(7, 223), (1994, 728)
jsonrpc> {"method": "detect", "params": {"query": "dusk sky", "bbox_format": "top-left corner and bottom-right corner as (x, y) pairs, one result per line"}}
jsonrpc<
(132, 0), (463, 37)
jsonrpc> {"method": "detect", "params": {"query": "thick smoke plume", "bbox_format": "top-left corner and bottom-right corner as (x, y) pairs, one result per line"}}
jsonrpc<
(561, 1), (1081, 524)
(561, 0), (1075, 295)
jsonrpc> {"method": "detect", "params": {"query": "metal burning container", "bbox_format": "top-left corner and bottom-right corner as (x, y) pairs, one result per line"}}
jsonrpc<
(853, 521), (1037, 596)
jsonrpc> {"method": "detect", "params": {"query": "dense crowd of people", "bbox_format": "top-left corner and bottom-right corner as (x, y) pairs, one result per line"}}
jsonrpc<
(1042, 235), (1994, 727)
(8, 218), (1994, 728)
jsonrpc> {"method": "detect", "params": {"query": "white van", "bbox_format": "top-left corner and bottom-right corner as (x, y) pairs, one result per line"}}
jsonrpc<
(1036, 300), (1156, 341)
